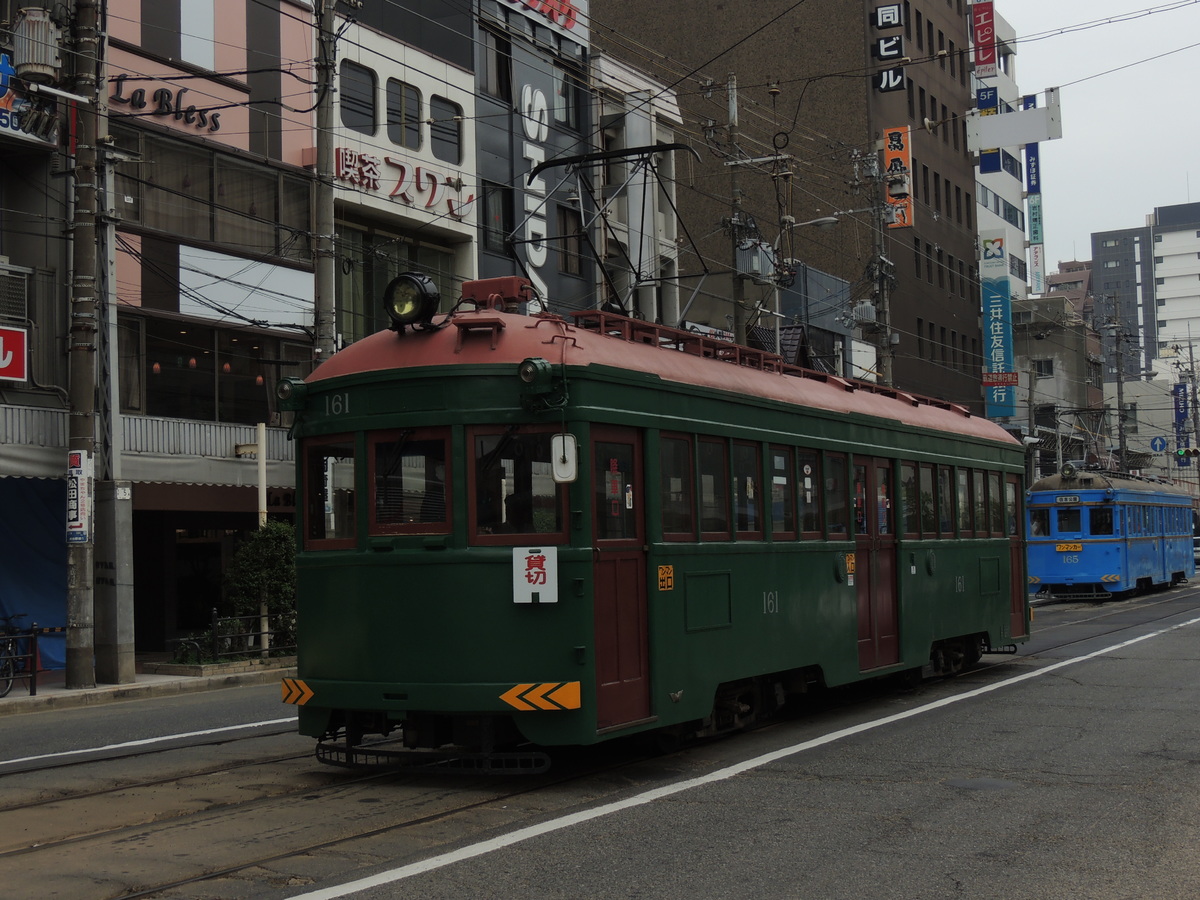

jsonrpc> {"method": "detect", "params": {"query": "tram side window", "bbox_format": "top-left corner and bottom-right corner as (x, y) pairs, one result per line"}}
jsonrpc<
(698, 438), (730, 538)
(1090, 508), (1114, 536)
(798, 450), (822, 536)
(1056, 508), (1082, 534)
(972, 470), (986, 535)
(733, 442), (763, 537)
(370, 429), (449, 534)
(660, 435), (695, 539)
(920, 464), (938, 536)
(826, 453), (849, 536)
(901, 463), (919, 536)
(938, 467), (955, 535)
(472, 428), (565, 541)
(1005, 479), (1019, 536)
(770, 445), (796, 538)
(957, 469), (971, 537)
(988, 472), (1003, 535)
(304, 437), (356, 547)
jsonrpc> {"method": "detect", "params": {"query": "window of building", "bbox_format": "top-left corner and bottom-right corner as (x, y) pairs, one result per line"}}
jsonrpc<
(557, 205), (583, 276)
(1034, 358), (1054, 377)
(340, 61), (376, 135)
(552, 64), (582, 130)
(429, 96), (462, 164)
(481, 181), (513, 254)
(481, 28), (512, 100)
(385, 79), (422, 149)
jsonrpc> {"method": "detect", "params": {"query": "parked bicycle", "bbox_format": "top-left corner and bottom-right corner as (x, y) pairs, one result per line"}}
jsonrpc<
(0, 613), (28, 698)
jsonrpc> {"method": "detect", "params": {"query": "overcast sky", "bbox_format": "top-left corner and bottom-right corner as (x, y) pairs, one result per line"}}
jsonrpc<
(995, 0), (1200, 269)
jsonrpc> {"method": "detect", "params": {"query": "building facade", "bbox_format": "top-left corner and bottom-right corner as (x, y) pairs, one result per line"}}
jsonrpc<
(589, 0), (985, 409)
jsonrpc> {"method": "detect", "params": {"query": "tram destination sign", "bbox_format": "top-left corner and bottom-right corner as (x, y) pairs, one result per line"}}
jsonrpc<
(1055, 495), (1080, 503)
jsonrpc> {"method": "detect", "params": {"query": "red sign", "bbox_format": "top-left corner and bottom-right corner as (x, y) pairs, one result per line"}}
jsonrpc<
(981, 371), (1018, 387)
(0, 325), (28, 382)
(973, 1), (997, 78)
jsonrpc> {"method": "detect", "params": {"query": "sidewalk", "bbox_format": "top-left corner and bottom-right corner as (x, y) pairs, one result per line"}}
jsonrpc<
(0, 659), (296, 717)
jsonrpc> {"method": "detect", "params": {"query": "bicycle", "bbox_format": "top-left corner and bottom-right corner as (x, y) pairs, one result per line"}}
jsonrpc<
(0, 613), (29, 698)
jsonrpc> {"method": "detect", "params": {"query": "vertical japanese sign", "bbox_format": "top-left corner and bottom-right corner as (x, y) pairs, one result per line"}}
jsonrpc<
(1174, 383), (1191, 466)
(1024, 94), (1046, 295)
(973, 1), (997, 78)
(513, 546), (558, 603)
(872, 3), (905, 94)
(66, 450), (94, 543)
(882, 125), (913, 228)
(981, 233), (1015, 418)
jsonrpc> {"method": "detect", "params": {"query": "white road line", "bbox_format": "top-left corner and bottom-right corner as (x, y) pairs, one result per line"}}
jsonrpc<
(0, 717), (297, 768)
(291, 614), (1200, 900)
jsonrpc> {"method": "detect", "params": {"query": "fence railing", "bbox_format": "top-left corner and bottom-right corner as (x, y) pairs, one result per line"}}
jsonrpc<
(2, 626), (41, 697)
(171, 609), (296, 665)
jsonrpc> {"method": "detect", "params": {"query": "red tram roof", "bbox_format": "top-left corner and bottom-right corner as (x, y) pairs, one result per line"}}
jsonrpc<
(309, 308), (1017, 446)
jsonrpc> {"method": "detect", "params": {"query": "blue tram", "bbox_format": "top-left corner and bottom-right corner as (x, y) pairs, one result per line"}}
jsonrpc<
(1026, 465), (1195, 601)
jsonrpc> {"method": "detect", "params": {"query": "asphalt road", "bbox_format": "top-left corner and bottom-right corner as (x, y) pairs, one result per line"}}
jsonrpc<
(5, 589), (1200, 899)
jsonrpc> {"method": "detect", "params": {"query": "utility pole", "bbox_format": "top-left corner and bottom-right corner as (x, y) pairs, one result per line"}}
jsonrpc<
(1108, 323), (1128, 473)
(314, 0), (338, 360)
(727, 74), (748, 346)
(65, 0), (100, 689)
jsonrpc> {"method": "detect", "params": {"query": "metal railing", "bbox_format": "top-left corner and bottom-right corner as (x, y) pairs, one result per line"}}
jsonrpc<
(171, 609), (296, 664)
(1, 625), (41, 697)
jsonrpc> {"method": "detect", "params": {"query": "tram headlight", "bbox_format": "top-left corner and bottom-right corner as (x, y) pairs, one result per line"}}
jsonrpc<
(276, 376), (308, 411)
(383, 273), (440, 331)
(517, 357), (554, 392)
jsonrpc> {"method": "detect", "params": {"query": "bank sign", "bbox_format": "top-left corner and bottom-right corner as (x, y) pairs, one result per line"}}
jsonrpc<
(502, 0), (589, 42)
(981, 233), (1015, 418)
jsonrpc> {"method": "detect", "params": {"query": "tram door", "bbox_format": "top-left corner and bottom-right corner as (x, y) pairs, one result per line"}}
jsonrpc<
(1006, 474), (1028, 639)
(591, 427), (651, 730)
(854, 459), (900, 670)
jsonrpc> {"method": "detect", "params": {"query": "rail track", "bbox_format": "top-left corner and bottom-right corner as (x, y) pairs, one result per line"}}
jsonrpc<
(6, 586), (1199, 900)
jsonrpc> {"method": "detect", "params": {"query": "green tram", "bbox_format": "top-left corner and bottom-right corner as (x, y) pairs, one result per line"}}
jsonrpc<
(279, 275), (1029, 771)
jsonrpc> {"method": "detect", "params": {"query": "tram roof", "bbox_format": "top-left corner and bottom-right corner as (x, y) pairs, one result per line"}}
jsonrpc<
(1029, 471), (1193, 498)
(310, 307), (1017, 446)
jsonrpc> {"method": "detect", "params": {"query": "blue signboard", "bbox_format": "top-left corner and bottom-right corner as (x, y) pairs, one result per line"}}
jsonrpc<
(981, 234), (1015, 417)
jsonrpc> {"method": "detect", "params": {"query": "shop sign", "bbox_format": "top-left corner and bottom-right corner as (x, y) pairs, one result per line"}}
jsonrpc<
(0, 324), (28, 381)
(333, 148), (476, 220)
(109, 73), (222, 132)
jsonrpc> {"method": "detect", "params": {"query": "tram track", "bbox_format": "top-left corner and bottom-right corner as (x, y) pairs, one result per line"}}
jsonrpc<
(12, 591), (1200, 899)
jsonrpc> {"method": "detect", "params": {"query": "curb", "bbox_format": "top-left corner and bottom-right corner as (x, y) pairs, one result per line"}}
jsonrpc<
(0, 666), (297, 717)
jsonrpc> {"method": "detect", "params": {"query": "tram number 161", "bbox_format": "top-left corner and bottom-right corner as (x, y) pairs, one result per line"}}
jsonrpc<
(762, 591), (779, 615)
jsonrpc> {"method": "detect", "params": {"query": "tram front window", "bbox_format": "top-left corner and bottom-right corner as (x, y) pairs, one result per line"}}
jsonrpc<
(1090, 508), (1114, 535)
(1056, 508), (1082, 534)
(1029, 509), (1049, 536)
(473, 429), (564, 537)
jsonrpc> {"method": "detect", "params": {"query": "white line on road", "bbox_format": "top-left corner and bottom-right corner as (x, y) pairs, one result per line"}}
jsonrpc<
(0, 717), (297, 768)
(291, 614), (1200, 900)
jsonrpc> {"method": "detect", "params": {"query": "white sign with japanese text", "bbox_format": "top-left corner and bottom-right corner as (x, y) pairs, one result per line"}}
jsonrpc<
(513, 546), (558, 604)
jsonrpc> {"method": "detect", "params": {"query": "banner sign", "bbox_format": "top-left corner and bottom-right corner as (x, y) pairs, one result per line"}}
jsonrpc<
(982, 233), (1015, 418)
(66, 450), (94, 543)
(1174, 383), (1191, 466)
(882, 125), (913, 228)
(973, 1), (997, 78)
